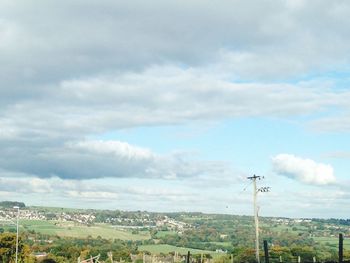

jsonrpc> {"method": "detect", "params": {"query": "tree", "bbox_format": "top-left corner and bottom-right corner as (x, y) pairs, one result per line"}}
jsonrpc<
(0, 233), (31, 262)
(232, 248), (256, 263)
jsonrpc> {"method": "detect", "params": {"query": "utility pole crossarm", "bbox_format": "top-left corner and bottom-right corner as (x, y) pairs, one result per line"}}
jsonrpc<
(247, 175), (261, 180)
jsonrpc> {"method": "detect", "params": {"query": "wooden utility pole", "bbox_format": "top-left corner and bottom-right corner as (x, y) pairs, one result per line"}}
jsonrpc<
(247, 175), (260, 263)
(247, 175), (270, 263)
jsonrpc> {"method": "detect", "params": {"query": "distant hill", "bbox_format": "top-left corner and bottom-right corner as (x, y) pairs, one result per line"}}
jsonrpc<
(0, 201), (25, 208)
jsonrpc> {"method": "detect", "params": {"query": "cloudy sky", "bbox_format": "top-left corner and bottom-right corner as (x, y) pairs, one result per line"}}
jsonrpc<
(1, 0), (350, 218)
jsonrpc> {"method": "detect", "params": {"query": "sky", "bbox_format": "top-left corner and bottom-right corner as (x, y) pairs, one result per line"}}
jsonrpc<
(1, 0), (350, 218)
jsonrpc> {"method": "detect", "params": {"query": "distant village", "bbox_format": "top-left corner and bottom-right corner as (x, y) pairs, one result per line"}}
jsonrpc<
(0, 207), (190, 232)
(0, 206), (344, 228)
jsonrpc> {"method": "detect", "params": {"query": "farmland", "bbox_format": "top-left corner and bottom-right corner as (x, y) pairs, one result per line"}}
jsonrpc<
(314, 236), (350, 249)
(19, 219), (151, 240)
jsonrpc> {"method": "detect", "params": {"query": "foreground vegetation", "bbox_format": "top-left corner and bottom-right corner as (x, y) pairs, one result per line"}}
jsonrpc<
(1, 231), (349, 263)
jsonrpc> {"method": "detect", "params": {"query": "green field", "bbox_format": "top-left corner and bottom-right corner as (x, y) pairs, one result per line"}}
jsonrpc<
(314, 237), (350, 249)
(208, 241), (232, 246)
(19, 220), (151, 240)
(21, 219), (59, 235)
(155, 230), (178, 238)
(138, 244), (221, 256)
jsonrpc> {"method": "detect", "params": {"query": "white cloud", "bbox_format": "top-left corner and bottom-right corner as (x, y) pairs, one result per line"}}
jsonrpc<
(272, 154), (336, 185)
(69, 140), (153, 160)
(66, 190), (119, 200)
(0, 175), (199, 206)
(0, 177), (52, 193)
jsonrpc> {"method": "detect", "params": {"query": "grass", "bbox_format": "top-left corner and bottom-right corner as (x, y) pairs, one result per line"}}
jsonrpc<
(21, 219), (60, 235)
(314, 237), (350, 249)
(155, 231), (178, 238)
(18, 220), (151, 240)
(138, 244), (221, 256)
(208, 241), (232, 246)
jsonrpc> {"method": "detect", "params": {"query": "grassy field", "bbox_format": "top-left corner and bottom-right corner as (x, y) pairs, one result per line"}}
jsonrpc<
(138, 244), (221, 256)
(21, 219), (60, 235)
(208, 241), (232, 246)
(19, 220), (151, 240)
(155, 230), (178, 238)
(314, 237), (350, 249)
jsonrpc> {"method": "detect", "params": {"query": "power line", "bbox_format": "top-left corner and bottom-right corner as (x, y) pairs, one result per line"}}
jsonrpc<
(241, 180), (253, 192)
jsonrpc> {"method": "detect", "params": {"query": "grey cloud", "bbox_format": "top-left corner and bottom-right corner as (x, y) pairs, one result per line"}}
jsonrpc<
(324, 151), (350, 159)
(2, 0), (350, 93)
(310, 114), (350, 133)
(0, 139), (232, 179)
(3, 67), (349, 139)
(1, 0), (350, 131)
